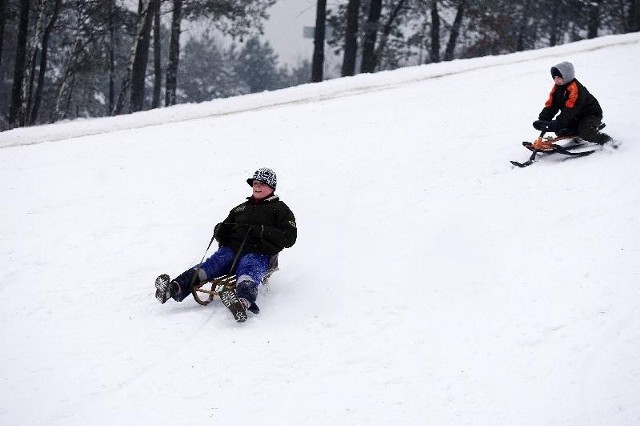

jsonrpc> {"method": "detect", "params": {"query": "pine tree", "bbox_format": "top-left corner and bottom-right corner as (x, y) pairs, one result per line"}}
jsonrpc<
(234, 37), (283, 93)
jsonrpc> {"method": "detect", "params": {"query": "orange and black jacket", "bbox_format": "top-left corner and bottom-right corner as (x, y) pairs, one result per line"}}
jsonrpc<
(538, 79), (603, 127)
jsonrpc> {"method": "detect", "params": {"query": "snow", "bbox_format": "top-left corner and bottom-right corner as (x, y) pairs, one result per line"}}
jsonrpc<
(1, 32), (639, 425)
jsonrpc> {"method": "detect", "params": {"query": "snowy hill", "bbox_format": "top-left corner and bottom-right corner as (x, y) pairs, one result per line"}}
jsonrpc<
(1, 33), (639, 425)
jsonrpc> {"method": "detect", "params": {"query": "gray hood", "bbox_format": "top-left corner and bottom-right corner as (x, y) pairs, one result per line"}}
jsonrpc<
(551, 61), (575, 83)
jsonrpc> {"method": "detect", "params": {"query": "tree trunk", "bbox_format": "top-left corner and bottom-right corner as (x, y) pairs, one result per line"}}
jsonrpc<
(9, 0), (30, 126)
(444, 0), (466, 61)
(430, 0), (440, 63)
(549, 0), (560, 46)
(361, 0), (382, 73)
(109, 0), (117, 113)
(373, 0), (407, 70)
(165, 0), (182, 106)
(152, 0), (162, 108)
(341, 0), (360, 77)
(516, 0), (532, 51)
(0, 0), (5, 67)
(130, 0), (154, 112)
(114, 0), (151, 114)
(588, 0), (601, 38)
(30, 0), (62, 125)
(21, 0), (46, 126)
(311, 0), (326, 82)
(65, 73), (76, 118)
(630, 0), (640, 32)
(52, 20), (83, 122)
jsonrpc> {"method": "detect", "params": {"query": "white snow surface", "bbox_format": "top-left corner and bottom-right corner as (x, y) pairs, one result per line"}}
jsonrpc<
(1, 33), (639, 426)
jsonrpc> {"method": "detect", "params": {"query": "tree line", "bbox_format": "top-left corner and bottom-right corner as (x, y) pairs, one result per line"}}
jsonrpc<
(313, 0), (639, 81)
(1, 0), (638, 131)
(0, 0), (308, 130)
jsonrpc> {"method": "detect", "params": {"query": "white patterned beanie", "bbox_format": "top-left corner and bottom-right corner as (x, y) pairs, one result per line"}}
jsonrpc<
(247, 167), (277, 189)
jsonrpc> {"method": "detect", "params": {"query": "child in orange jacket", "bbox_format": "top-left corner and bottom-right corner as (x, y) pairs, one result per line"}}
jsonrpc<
(533, 61), (611, 144)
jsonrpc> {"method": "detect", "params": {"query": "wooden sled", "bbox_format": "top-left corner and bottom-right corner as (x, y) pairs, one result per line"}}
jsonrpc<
(191, 254), (279, 306)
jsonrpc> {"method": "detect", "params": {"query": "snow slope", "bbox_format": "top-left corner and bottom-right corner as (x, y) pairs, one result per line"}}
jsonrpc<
(1, 33), (639, 426)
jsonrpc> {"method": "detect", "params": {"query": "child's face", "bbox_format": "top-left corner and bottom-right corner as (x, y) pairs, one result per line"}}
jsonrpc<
(553, 75), (564, 85)
(252, 181), (273, 200)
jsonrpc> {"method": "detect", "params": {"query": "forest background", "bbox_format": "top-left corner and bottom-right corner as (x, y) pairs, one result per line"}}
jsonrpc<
(1, 0), (638, 131)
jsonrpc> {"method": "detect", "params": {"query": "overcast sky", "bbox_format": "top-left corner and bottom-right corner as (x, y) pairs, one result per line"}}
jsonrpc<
(122, 0), (318, 67)
(263, 0), (317, 66)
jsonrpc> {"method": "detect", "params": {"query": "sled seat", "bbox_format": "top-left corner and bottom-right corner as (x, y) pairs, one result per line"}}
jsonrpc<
(191, 254), (279, 306)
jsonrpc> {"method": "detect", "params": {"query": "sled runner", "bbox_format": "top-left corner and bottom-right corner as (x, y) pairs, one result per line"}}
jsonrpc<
(191, 254), (279, 307)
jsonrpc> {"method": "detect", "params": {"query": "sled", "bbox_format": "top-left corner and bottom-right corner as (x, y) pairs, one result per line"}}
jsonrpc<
(191, 254), (279, 306)
(510, 123), (609, 168)
(510, 133), (596, 168)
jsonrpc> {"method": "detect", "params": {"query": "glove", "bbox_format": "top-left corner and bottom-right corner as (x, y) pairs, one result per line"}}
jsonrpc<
(545, 120), (562, 132)
(532, 120), (548, 131)
(214, 222), (228, 238)
(533, 120), (561, 132)
(213, 223), (230, 244)
(249, 225), (264, 240)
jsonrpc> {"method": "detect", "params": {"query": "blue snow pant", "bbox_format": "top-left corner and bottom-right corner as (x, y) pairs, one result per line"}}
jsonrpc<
(172, 246), (269, 304)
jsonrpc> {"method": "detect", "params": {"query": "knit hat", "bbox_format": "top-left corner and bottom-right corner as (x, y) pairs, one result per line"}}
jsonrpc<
(247, 167), (277, 189)
(550, 61), (575, 82)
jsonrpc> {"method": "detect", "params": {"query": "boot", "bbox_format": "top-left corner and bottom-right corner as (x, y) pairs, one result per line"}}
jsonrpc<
(239, 297), (260, 315)
(155, 274), (179, 304)
(170, 268), (203, 302)
(236, 280), (260, 314)
(219, 288), (248, 322)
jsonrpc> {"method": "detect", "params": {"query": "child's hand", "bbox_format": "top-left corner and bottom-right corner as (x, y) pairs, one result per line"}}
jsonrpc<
(545, 120), (561, 132)
(532, 120), (549, 131)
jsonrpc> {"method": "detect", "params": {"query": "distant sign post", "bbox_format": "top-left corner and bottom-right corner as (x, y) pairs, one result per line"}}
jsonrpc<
(303, 26), (333, 40)
(303, 26), (314, 39)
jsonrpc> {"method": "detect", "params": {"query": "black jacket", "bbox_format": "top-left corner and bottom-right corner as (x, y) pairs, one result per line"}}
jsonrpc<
(215, 195), (297, 255)
(538, 79), (603, 127)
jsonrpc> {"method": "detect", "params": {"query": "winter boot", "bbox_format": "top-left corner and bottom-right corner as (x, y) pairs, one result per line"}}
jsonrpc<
(579, 119), (611, 145)
(155, 274), (179, 304)
(169, 268), (204, 302)
(239, 298), (260, 315)
(219, 288), (248, 322)
(236, 280), (260, 314)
